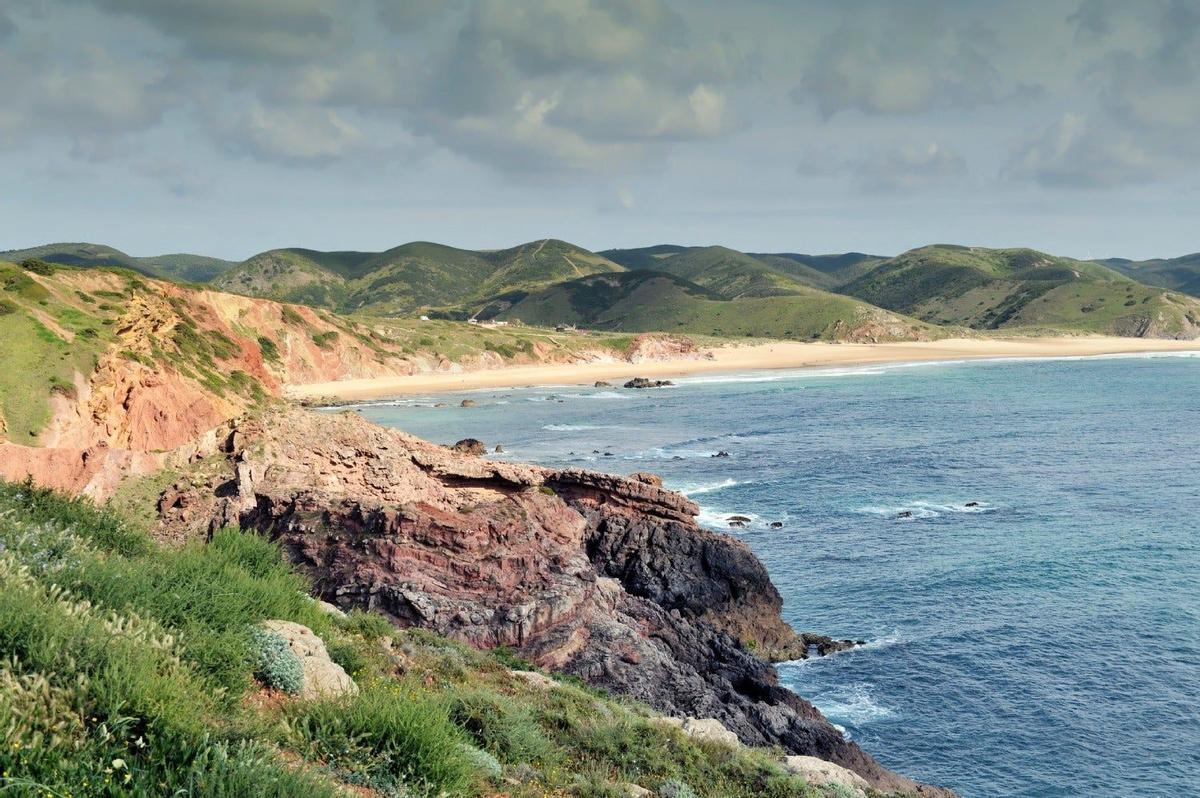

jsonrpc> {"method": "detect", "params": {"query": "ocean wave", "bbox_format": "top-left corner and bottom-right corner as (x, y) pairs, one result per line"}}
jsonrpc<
(856, 500), (996, 520)
(680, 478), (744, 497)
(811, 683), (896, 728)
(541, 424), (618, 431)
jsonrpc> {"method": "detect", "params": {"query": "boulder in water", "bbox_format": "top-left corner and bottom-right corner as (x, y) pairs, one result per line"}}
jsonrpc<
(494, 445), (504, 453)
(769, 521), (784, 529)
(594, 381), (613, 388)
(897, 510), (913, 519)
(451, 438), (487, 456)
(623, 377), (673, 389)
(460, 399), (477, 408)
(727, 515), (752, 523)
(712, 450), (731, 458)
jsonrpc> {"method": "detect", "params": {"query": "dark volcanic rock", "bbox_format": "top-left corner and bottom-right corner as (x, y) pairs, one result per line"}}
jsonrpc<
(460, 399), (477, 407)
(159, 407), (954, 798)
(451, 438), (487, 456)
(712, 450), (731, 458)
(623, 377), (674, 389)
(594, 381), (613, 388)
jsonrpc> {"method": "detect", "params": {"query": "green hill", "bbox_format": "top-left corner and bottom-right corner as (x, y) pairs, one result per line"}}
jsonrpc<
(748, 252), (887, 290)
(0, 242), (234, 283)
(842, 245), (1200, 336)
(601, 245), (886, 293)
(214, 239), (625, 316)
(487, 270), (935, 342)
(1101, 254), (1200, 298)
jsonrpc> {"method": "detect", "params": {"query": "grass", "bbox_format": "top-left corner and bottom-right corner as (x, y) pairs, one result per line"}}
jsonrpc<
(0, 262), (110, 440)
(0, 480), (887, 797)
(494, 271), (931, 341)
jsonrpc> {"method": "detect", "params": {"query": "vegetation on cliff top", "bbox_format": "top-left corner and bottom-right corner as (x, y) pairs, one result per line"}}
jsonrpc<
(0, 259), (642, 443)
(0, 481), (880, 798)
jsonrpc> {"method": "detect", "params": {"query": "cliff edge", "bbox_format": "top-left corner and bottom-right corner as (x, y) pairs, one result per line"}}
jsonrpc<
(157, 406), (953, 796)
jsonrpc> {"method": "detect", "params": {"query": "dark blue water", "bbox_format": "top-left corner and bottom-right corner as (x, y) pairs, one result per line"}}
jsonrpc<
(349, 355), (1200, 798)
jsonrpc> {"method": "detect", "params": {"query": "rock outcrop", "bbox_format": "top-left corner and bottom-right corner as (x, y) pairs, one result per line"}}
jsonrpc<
(260, 619), (358, 700)
(157, 407), (952, 796)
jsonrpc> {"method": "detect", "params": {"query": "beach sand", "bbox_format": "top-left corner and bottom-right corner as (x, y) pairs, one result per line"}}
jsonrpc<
(285, 336), (1200, 400)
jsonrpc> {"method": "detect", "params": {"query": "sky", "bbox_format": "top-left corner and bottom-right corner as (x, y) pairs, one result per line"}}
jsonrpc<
(1, 0), (1198, 261)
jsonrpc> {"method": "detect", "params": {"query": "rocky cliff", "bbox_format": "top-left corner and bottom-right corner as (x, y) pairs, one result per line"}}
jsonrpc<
(156, 407), (952, 796)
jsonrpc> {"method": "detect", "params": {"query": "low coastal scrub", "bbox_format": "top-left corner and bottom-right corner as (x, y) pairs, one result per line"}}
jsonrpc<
(0, 481), (867, 797)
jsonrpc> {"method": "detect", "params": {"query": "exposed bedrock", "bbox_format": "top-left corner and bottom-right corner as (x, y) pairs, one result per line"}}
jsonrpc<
(158, 408), (952, 796)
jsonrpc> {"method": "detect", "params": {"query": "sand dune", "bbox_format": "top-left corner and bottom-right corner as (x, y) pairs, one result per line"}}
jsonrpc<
(286, 336), (1200, 400)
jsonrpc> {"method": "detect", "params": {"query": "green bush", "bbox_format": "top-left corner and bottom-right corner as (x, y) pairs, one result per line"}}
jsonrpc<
(311, 330), (339, 349)
(658, 778), (699, 798)
(257, 334), (281, 362)
(446, 688), (556, 765)
(19, 258), (57, 275)
(252, 627), (303, 694)
(287, 686), (476, 797)
(281, 306), (305, 325)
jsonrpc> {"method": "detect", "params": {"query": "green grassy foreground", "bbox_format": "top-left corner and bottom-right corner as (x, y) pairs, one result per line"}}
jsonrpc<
(0, 481), (858, 798)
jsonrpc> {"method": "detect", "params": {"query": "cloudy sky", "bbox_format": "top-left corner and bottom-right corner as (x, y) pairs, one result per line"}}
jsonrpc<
(2, 0), (1198, 260)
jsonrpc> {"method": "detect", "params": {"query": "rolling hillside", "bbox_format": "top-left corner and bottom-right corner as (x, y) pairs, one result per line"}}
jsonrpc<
(601, 246), (887, 293)
(1101, 253), (1200, 298)
(213, 239), (624, 315)
(842, 245), (1200, 337)
(0, 242), (234, 283)
(486, 270), (936, 342)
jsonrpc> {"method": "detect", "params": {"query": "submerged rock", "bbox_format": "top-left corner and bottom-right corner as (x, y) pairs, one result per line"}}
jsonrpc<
(623, 377), (674, 389)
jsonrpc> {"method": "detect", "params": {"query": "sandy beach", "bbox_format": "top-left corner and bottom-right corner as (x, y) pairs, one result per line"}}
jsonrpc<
(285, 336), (1200, 400)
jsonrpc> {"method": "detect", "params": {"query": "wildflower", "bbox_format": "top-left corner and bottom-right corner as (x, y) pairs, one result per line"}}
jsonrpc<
(111, 758), (126, 770)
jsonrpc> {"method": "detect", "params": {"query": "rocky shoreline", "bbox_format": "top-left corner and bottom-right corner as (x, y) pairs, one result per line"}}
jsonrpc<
(156, 406), (954, 796)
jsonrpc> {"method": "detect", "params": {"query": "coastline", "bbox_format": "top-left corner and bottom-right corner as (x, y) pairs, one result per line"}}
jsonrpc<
(285, 335), (1200, 400)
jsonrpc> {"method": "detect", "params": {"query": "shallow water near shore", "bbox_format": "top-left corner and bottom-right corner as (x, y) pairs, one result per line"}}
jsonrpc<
(348, 355), (1200, 798)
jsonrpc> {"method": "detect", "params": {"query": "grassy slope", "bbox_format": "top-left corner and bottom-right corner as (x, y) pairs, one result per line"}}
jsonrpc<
(0, 243), (234, 283)
(750, 253), (888, 290)
(0, 262), (115, 440)
(842, 245), (1200, 334)
(0, 481), (873, 798)
(0, 259), (641, 442)
(1102, 254), (1200, 298)
(214, 239), (625, 316)
(495, 271), (930, 341)
(600, 247), (887, 293)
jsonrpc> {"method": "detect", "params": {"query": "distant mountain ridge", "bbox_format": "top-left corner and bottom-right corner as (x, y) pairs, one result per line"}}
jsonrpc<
(7, 238), (1200, 340)
(0, 242), (234, 283)
(1101, 253), (1200, 299)
(211, 238), (624, 315)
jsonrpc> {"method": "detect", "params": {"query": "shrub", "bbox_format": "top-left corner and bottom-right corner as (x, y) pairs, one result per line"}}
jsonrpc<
(446, 688), (555, 765)
(287, 686), (476, 797)
(251, 627), (303, 694)
(281, 306), (305, 325)
(341, 608), (395, 641)
(19, 258), (57, 275)
(311, 330), (339, 349)
(257, 334), (281, 362)
(658, 778), (699, 798)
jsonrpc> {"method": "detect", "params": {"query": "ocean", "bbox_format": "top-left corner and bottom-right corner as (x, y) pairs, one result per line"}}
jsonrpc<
(346, 354), (1200, 798)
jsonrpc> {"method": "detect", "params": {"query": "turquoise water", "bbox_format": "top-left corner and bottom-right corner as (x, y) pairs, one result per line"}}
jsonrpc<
(348, 355), (1200, 797)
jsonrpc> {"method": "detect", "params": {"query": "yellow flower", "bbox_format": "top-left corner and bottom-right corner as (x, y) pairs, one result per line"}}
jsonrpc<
(111, 758), (126, 770)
